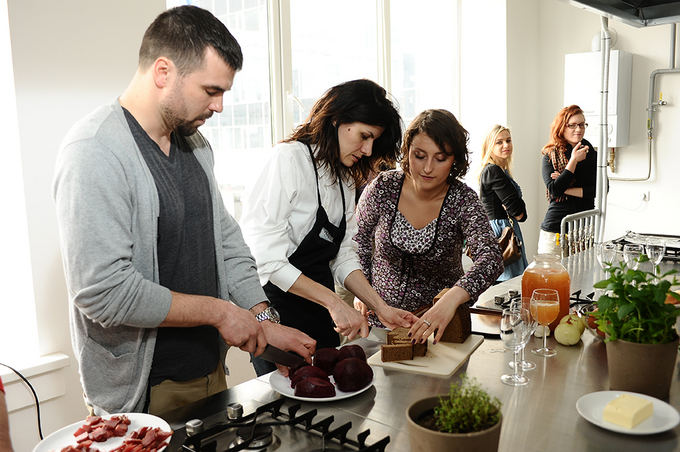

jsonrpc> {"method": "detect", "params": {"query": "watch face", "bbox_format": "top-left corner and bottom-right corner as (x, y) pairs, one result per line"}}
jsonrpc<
(267, 306), (281, 323)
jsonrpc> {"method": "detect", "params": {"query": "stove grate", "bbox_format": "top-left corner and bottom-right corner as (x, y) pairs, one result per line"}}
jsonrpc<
(182, 398), (390, 452)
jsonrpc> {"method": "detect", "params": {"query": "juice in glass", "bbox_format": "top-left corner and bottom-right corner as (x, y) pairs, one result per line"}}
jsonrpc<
(530, 302), (560, 326)
(521, 255), (571, 331)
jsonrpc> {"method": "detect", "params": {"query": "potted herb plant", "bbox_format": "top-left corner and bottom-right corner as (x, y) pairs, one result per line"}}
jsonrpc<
(406, 375), (502, 452)
(593, 254), (680, 399)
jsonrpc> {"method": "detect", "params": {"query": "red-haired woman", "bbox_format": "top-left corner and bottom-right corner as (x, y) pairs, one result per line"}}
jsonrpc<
(538, 105), (597, 256)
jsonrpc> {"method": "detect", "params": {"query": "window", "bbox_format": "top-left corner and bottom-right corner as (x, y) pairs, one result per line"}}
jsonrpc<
(0, 0), (39, 364)
(168, 0), (461, 218)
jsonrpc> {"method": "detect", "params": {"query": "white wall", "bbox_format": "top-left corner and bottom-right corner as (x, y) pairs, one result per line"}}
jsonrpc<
(505, 0), (680, 257)
(507, 0), (542, 258)
(6, 1), (164, 450)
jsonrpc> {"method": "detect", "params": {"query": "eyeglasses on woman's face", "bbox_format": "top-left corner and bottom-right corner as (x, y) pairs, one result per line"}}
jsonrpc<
(566, 122), (588, 130)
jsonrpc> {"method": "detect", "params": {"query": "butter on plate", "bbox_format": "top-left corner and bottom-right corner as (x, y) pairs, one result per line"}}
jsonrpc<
(603, 394), (654, 428)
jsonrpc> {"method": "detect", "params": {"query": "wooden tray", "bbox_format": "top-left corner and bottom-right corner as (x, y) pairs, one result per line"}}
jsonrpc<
(367, 334), (484, 377)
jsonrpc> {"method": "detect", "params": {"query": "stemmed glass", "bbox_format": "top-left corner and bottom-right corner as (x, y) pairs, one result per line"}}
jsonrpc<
(623, 244), (644, 270)
(508, 298), (536, 371)
(500, 306), (532, 386)
(595, 241), (617, 270)
(530, 289), (560, 357)
(645, 238), (666, 278)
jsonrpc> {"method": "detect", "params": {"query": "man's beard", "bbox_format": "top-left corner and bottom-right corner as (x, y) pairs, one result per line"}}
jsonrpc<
(160, 99), (210, 137)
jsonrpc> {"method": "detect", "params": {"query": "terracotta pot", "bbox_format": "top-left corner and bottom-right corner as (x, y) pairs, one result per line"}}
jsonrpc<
(406, 396), (502, 452)
(606, 337), (679, 399)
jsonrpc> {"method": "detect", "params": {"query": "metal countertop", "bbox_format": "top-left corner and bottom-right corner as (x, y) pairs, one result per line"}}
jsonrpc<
(165, 249), (680, 451)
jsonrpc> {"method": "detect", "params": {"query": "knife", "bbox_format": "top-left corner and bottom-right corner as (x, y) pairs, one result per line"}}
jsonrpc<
(259, 345), (307, 368)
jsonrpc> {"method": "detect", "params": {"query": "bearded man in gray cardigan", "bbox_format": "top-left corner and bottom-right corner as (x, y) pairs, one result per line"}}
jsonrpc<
(54, 5), (315, 416)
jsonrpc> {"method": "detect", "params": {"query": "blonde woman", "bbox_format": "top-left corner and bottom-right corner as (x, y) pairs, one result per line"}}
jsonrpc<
(479, 125), (528, 280)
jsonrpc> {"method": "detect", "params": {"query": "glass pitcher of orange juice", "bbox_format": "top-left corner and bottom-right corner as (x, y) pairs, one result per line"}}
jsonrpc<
(521, 254), (570, 331)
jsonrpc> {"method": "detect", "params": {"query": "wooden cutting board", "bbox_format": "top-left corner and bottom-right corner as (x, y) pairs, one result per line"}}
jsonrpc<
(366, 334), (484, 378)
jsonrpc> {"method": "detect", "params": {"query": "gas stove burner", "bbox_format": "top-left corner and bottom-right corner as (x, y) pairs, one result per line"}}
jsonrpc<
(307, 448), (353, 452)
(230, 424), (276, 449)
(178, 398), (390, 451)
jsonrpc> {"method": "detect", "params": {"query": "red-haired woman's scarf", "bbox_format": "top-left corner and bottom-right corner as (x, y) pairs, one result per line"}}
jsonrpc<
(547, 146), (569, 202)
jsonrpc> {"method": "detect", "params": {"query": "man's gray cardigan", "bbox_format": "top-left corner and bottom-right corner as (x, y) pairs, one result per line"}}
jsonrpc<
(53, 101), (266, 414)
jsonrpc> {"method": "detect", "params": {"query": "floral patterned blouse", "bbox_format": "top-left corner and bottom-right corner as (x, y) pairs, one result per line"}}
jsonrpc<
(354, 170), (503, 326)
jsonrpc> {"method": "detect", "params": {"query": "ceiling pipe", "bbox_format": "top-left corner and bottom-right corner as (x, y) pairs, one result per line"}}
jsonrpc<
(595, 16), (610, 243)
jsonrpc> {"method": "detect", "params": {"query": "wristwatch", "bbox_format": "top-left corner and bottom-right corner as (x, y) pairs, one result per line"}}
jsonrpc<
(255, 305), (281, 324)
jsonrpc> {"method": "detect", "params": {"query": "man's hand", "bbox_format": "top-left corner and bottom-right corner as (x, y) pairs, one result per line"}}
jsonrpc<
(215, 302), (267, 357)
(373, 304), (417, 330)
(328, 297), (369, 340)
(261, 322), (316, 377)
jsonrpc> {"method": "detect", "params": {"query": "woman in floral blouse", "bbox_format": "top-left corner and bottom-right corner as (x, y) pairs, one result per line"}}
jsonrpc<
(354, 109), (503, 344)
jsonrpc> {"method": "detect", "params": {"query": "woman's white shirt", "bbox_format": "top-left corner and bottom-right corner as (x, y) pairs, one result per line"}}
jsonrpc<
(240, 141), (361, 292)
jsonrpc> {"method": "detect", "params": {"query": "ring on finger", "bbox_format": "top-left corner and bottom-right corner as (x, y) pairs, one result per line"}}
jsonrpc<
(423, 319), (432, 327)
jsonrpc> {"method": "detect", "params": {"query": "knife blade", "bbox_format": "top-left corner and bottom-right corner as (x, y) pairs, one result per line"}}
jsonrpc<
(259, 344), (306, 368)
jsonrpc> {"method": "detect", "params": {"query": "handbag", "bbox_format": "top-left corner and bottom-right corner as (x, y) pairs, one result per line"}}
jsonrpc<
(465, 216), (522, 265)
(497, 220), (522, 265)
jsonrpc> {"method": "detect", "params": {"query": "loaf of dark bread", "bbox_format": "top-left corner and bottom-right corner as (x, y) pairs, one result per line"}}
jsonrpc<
(439, 303), (471, 343)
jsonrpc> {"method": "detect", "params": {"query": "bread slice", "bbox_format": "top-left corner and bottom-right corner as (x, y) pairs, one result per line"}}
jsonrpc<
(381, 344), (413, 362)
(386, 327), (410, 345)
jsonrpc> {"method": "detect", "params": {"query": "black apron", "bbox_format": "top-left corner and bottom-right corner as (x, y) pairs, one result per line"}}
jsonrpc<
(263, 145), (346, 349)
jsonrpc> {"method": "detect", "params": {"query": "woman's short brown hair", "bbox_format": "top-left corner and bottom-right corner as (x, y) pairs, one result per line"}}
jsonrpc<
(400, 109), (470, 182)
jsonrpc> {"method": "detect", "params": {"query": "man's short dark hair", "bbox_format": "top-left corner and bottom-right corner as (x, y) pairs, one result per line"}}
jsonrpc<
(139, 5), (243, 75)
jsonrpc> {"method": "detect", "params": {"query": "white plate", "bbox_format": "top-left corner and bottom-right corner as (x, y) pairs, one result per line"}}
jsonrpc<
(33, 412), (172, 452)
(269, 370), (373, 402)
(576, 390), (680, 435)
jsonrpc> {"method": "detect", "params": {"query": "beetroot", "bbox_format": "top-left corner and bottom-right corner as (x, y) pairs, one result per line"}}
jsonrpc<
(289, 366), (329, 388)
(294, 376), (336, 398)
(337, 344), (366, 362)
(313, 347), (340, 375)
(288, 362), (310, 380)
(333, 358), (373, 392)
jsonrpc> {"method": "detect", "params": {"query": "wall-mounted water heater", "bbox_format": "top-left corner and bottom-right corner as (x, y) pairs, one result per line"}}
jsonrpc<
(564, 50), (633, 148)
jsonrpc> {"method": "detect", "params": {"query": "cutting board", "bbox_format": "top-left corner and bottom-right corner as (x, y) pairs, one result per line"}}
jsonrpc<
(367, 334), (484, 377)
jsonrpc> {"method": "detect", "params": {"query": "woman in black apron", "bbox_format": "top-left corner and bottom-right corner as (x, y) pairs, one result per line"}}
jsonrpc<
(241, 80), (417, 375)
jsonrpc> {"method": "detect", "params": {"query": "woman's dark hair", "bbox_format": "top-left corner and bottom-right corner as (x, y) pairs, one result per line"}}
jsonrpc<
(400, 109), (470, 182)
(139, 5), (243, 75)
(286, 79), (402, 187)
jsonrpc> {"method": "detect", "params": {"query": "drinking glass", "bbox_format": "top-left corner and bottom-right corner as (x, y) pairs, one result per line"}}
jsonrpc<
(623, 244), (643, 270)
(500, 307), (531, 386)
(508, 298), (536, 371)
(645, 239), (666, 277)
(595, 241), (617, 269)
(530, 289), (560, 357)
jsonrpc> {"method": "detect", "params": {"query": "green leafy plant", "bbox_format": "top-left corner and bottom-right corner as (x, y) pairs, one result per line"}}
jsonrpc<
(434, 375), (501, 434)
(593, 254), (680, 344)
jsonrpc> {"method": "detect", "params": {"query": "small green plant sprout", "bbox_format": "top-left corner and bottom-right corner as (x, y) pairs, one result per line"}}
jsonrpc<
(593, 254), (680, 344)
(434, 374), (501, 434)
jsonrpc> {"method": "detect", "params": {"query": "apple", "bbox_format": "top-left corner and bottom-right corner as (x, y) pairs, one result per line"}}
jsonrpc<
(559, 313), (586, 334)
(555, 323), (582, 345)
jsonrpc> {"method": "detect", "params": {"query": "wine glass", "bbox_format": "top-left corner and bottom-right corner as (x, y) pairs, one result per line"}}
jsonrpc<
(530, 289), (560, 357)
(595, 241), (617, 269)
(500, 307), (531, 386)
(645, 239), (666, 277)
(508, 298), (536, 371)
(623, 244), (643, 270)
